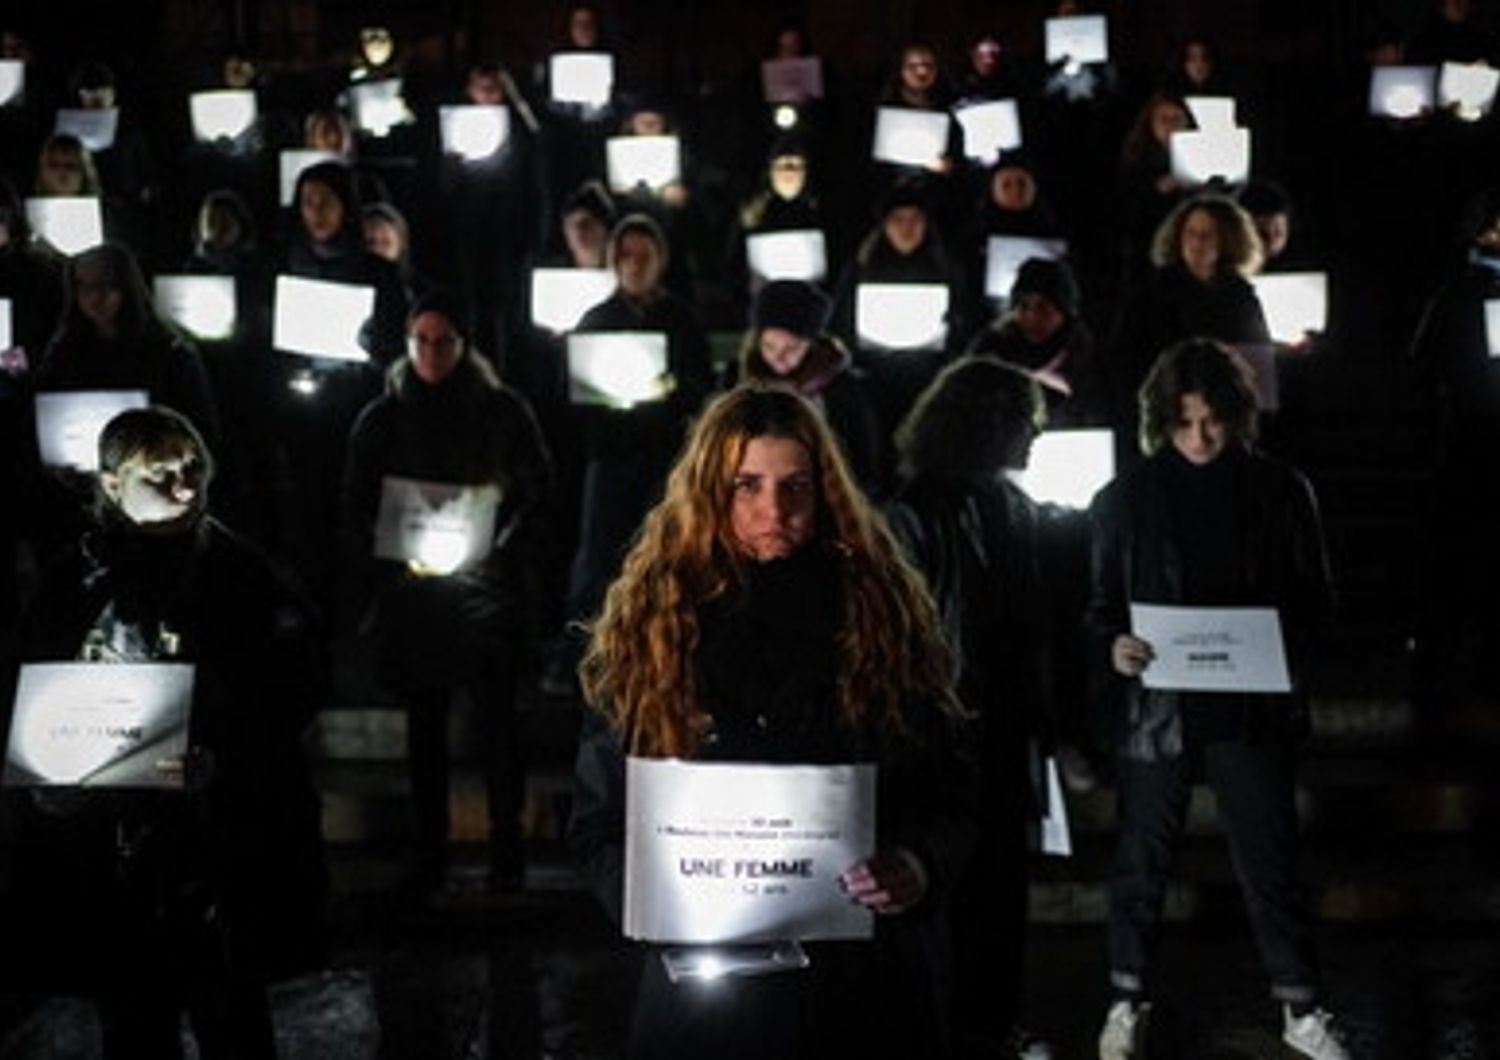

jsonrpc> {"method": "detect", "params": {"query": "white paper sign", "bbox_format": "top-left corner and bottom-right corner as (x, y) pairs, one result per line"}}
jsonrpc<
(1440, 62), (1500, 119)
(1039, 756), (1072, 857)
(531, 267), (616, 333)
(551, 52), (614, 107)
(350, 78), (411, 136)
(0, 60), (24, 107)
(1129, 603), (1292, 693)
(856, 283), (949, 351)
(373, 477), (501, 574)
(985, 235), (1069, 301)
(272, 274), (374, 362)
(567, 331), (669, 407)
(606, 135), (681, 192)
(0, 297), (11, 352)
(624, 757), (877, 944)
(1184, 95), (1237, 132)
(1249, 272), (1327, 345)
(1369, 66), (1436, 119)
(54, 107), (118, 151)
(154, 275), (237, 341)
(1485, 299), (1500, 357)
(746, 229), (828, 283)
(190, 90), (258, 142)
(1045, 15), (1109, 65)
(26, 196), (103, 257)
(954, 99), (1022, 163)
(761, 57), (824, 103)
(1169, 127), (1251, 186)
(4, 662), (193, 789)
(34, 388), (148, 471)
(872, 107), (950, 168)
(440, 105), (511, 161)
(1009, 428), (1114, 509)
(279, 149), (340, 207)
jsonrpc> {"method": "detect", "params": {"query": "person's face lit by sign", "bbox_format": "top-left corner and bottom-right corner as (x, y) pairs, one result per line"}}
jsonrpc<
(1180, 208), (1220, 282)
(466, 71), (504, 106)
(1171, 391), (1227, 465)
(1252, 210), (1289, 262)
(884, 205), (927, 255)
(1014, 293), (1066, 345)
(306, 113), (350, 154)
(775, 28), (805, 59)
(407, 310), (464, 385)
(198, 201), (243, 252)
(1477, 212), (1500, 252)
(991, 165), (1036, 211)
(614, 231), (664, 299)
(74, 260), (122, 339)
(101, 444), (207, 531)
(758, 327), (811, 376)
(359, 27), (394, 69)
(569, 7), (600, 49)
(730, 435), (818, 561)
(769, 154), (807, 200)
(38, 144), (86, 195)
(971, 37), (1002, 79)
(78, 85), (115, 110)
(364, 215), (403, 263)
(223, 55), (256, 89)
(563, 208), (608, 268)
(299, 179), (344, 244)
(1150, 100), (1189, 146)
(900, 47), (938, 94)
(628, 109), (667, 137)
(1183, 42), (1214, 87)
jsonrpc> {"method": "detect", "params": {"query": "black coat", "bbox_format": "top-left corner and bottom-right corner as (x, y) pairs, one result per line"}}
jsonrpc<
(0, 515), (328, 991)
(569, 547), (974, 1059)
(1085, 446), (1334, 762)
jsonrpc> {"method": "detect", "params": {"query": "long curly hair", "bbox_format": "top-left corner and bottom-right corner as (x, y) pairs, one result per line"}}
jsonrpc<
(581, 384), (955, 757)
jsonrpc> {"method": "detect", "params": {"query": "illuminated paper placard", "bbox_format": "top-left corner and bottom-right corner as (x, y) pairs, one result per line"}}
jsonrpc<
(1439, 62), (1500, 120)
(439, 105), (511, 161)
(550, 52), (614, 107)
(0, 297), (11, 351)
(530, 267), (616, 333)
(1484, 300), (1500, 357)
(272, 275), (374, 362)
(0, 60), (23, 107)
(985, 235), (1068, 301)
(954, 99), (1022, 163)
(1045, 15), (1109, 66)
(872, 107), (950, 168)
(1185, 95), (1237, 132)
(761, 57), (824, 103)
(1009, 428), (1114, 509)
(4, 662), (193, 789)
(567, 331), (669, 407)
(189, 90), (257, 143)
(606, 135), (682, 192)
(1249, 271), (1327, 345)
(374, 476), (501, 575)
(54, 107), (119, 151)
(350, 78), (411, 137)
(34, 388), (149, 471)
(746, 230), (828, 283)
(1129, 604), (1291, 693)
(1369, 66), (1436, 119)
(278, 149), (340, 207)
(1169, 127), (1251, 186)
(624, 757), (876, 944)
(855, 283), (949, 351)
(154, 275), (237, 342)
(25, 196), (103, 257)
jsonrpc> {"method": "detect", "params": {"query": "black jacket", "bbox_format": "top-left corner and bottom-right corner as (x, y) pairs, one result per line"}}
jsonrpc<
(1085, 446), (1334, 761)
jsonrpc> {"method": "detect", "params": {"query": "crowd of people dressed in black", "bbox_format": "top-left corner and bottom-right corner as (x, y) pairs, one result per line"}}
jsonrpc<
(1, 2), (1499, 1056)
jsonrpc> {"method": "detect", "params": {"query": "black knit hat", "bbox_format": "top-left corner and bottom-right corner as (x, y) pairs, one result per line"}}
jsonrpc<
(1010, 257), (1079, 318)
(752, 280), (831, 338)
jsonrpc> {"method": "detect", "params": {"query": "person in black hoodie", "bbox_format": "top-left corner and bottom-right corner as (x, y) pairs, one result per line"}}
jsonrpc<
(1, 405), (326, 1060)
(343, 289), (552, 891)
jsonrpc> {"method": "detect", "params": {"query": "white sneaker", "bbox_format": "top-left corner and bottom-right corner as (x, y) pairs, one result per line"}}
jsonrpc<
(1098, 1000), (1150, 1060)
(1283, 1006), (1351, 1060)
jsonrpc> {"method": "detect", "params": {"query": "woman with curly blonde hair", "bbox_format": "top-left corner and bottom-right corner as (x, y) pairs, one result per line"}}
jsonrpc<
(571, 384), (973, 1058)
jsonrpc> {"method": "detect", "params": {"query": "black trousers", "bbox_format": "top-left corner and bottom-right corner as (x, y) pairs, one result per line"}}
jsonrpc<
(1106, 740), (1318, 1004)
